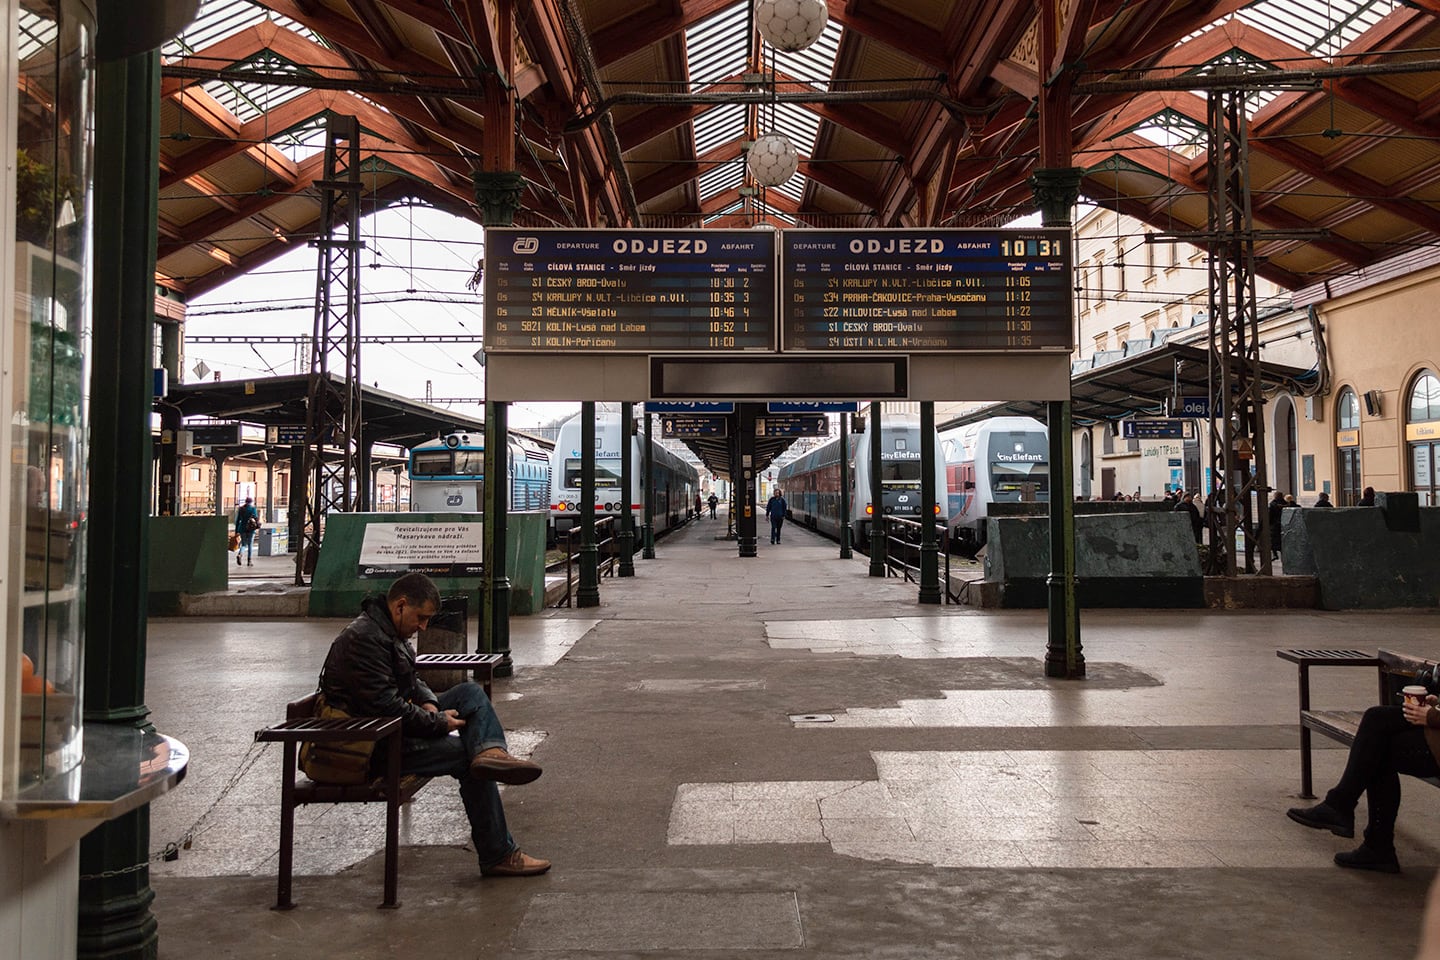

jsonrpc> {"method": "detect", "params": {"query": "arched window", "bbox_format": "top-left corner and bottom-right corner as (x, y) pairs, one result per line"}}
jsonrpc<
(1407, 371), (1440, 506)
(1335, 388), (1362, 506)
(1080, 432), (1093, 499)
(1274, 396), (1297, 496)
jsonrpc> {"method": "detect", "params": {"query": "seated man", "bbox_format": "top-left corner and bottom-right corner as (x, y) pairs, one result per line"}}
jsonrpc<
(1287, 690), (1440, 873)
(319, 571), (549, 877)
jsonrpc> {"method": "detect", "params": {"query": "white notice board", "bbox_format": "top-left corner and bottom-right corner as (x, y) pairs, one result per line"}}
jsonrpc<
(357, 522), (484, 579)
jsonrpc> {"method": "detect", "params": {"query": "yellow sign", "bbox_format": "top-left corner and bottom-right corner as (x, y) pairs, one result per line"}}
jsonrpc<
(1406, 422), (1440, 443)
(1336, 429), (1360, 448)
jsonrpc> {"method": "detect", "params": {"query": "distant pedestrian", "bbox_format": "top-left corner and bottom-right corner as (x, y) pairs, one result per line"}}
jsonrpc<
(1175, 492), (1203, 543)
(695, 493), (702, 518)
(1268, 491), (1287, 560)
(1315, 491), (1334, 508)
(707, 493), (719, 518)
(1358, 486), (1376, 506)
(234, 497), (260, 567)
(765, 490), (788, 545)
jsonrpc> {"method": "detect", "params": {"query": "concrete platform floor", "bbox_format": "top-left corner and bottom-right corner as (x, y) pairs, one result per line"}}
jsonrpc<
(146, 515), (1440, 958)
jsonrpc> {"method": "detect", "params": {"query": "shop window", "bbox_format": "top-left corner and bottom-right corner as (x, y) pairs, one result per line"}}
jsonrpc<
(1335, 387), (1361, 506)
(1407, 371), (1440, 506)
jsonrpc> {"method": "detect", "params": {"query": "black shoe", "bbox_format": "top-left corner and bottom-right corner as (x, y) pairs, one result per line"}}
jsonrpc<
(1287, 802), (1355, 838)
(1335, 844), (1400, 873)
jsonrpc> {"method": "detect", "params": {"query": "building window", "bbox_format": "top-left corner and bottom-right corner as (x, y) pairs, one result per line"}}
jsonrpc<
(1093, 332), (1108, 354)
(189, 468), (201, 482)
(1407, 371), (1440, 506)
(1114, 323), (1130, 346)
(1335, 387), (1362, 506)
(228, 470), (239, 482)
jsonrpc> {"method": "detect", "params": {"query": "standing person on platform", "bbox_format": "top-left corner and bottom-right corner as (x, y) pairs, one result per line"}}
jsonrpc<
(318, 572), (550, 877)
(1176, 492), (1203, 544)
(695, 493), (703, 518)
(234, 497), (260, 567)
(708, 493), (719, 518)
(1359, 486), (1377, 506)
(1315, 491), (1334, 507)
(765, 489), (788, 545)
(1267, 491), (1287, 560)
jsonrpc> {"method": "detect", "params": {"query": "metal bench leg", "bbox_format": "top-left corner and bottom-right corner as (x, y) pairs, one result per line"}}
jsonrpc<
(381, 745), (401, 909)
(274, 743), (298, 910)
(1298, 663), (1315, 799)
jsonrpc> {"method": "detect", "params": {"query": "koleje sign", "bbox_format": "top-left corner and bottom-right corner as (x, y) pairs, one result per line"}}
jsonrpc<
(357, 522), (484, 579)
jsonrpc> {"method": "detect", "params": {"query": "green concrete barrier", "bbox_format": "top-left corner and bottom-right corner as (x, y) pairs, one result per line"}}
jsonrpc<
(308, 512), (547, 618)
(984, 511), (1203, 608)
(1281, 495), (1439, 609)
(148, 516), (230, 615)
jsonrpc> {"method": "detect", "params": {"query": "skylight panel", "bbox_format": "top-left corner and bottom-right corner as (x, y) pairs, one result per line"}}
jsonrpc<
(1236, 0), (1398, 60)
(693, 103), (747, 156)
(163, 0), (326, 58)
(769, 175), (805, 203)
(698, 159), (745, 202)
(771, 17), (842, 90)
(199, 52), (311, 124)
(17, 8), (56, 60)
(1129, 109), (1207, 157)
(686, 3), (749, 90)
(770, 103), (821, 156)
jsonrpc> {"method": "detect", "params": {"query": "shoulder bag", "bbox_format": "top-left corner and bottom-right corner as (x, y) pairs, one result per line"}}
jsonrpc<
(298, 691), (378, 785)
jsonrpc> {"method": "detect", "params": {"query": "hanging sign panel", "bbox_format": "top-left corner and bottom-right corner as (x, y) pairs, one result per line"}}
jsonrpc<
(483, 229), (776, 353)
(780, 229), (1073, 352)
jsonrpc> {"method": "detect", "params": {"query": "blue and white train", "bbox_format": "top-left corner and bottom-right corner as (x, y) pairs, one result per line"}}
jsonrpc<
(408, 432), (551, 513)
(941, 415), (1049, 554)
(548, 411), (699, 542)
(775, 417), (947, 545)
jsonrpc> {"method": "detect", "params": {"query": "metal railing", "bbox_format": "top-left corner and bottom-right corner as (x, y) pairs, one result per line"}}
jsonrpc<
(879, 515), (959, 604)
(557, 516), (619, 607)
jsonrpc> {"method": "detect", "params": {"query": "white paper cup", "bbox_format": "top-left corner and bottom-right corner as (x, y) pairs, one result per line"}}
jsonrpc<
(1403, 685), (1428, 707)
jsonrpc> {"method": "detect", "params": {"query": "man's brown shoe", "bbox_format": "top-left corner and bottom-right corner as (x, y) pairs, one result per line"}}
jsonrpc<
(470, 747), (542, 785)
(482, 850), (551, 877)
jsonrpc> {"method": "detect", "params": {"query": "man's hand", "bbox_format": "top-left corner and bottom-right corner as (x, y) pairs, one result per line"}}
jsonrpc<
(421, 702), (438, 713)
(443, 708), (465, 732)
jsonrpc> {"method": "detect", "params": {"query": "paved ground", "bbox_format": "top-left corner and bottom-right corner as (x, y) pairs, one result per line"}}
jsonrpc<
(147, 513), (1440, 958)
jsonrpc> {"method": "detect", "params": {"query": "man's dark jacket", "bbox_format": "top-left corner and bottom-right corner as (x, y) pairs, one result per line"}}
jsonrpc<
(319, 597), (447, 737)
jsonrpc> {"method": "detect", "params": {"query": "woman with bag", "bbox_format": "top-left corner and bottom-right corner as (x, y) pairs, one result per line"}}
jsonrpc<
(233, 497), (260, 567)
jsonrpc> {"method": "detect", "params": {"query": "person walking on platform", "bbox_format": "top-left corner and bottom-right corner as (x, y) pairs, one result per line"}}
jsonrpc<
(318, 572), (550, 877)
(234, 497), (260, 567)
(1287, 689), (1440, 874)
(766, 489), (787, 544)
(708, 493), (719, 518)
(1267, 490), (1287, 560)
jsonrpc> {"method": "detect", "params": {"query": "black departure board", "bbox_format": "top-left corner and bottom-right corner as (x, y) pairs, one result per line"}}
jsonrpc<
(781, 229), (1073, 352)
(484, 229), (775, 353)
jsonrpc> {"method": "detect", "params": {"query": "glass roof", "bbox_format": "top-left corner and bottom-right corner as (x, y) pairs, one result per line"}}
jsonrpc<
(1236, 0), (1399, 57)
(685, 3), (750, 90)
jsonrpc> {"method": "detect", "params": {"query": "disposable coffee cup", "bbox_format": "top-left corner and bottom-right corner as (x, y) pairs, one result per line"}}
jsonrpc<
(1403, 685), (1428, 707)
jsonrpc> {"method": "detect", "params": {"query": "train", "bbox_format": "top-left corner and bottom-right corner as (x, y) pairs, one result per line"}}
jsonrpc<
(941, 415), (1049, 555)
(775, 417), (947, 545)
(548, 411), (699, 542)
(408, 431), (551, 512)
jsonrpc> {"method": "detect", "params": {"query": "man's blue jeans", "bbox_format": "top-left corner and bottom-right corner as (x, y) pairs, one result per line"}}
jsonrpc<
(399, 681), (515, 869)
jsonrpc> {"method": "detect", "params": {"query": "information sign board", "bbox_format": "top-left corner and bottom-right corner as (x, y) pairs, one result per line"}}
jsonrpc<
(1177, 396), (1209, 417)
(191, 423), (241, 447)
(755, 415), (828, 437)
(661, 416), (728, 439)
(267, 424), (308, 445)
(781, 229), (1072, 352)
(766, 401), (858, 413)
(646, 401), (735, 414)
(484, 229), (775, 353)
(1122, 419), (1195, 440)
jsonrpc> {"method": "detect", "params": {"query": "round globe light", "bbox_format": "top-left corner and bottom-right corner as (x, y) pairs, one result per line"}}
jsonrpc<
(755, 0), (828, 53)
(748, 133), (799, 187)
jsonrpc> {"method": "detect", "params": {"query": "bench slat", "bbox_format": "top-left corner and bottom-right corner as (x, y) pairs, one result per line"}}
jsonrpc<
(1300, 709), (1365, 743)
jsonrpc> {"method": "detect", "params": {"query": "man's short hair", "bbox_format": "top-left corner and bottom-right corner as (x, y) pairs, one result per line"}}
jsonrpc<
(387, 572), (440, 609)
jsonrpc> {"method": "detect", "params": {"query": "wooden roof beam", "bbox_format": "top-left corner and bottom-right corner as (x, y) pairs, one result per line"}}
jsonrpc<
(589, 0), (732, 69)
(823, 2), (948, 73)
(634, 140), (743, 205)
(799, 159), (883, 212)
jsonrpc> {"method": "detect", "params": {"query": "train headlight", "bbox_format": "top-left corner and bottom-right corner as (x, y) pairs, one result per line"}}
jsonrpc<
(865, 504), (873, 516)
(556, 502), (566, 511)
(934, 504), (942, 515)
(603, 501), (614, 511)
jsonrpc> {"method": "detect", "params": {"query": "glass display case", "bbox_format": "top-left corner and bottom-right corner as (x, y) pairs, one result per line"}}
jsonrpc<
(7, 0), (93, 796)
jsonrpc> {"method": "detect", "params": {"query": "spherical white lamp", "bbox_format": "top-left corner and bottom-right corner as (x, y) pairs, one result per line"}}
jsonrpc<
(755, 0), (829, 52)
(748, 133), (799, 187)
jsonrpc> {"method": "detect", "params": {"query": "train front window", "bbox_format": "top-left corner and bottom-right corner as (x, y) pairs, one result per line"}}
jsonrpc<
(991, 463), (1050, 499)
(564, 459), (622, 488)
(454, 450), (485, 475)
(881, 461), (921, 483)
(412, 451), (453, 477)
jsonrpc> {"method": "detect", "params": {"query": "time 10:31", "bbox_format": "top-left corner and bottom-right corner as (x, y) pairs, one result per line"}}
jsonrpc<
(999, 238), (1063, 257)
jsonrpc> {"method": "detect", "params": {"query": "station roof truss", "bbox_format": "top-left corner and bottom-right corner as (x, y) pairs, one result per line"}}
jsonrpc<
(155, 0), (1440, 300)
(162, 372), (487, 448)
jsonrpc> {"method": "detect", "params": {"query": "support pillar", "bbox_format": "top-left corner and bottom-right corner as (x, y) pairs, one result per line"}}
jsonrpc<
(618, 402), (635, 576)
(265, 456), (275, 523)
(918, 401), (941, 603)
(357, 439), (373, 512)
(737, 403), (758, 557)
(642, 412), (656, 559)
(577, 402), (600, 606)
(287, 445), (305, 554)
(157, 406), (180, 515)
(868, 402), (886, 576)
(79, 44), (162, 960)
(482, 401), (513, 670)
(211, 454), (226, 517)
(838, 411), (852, 559)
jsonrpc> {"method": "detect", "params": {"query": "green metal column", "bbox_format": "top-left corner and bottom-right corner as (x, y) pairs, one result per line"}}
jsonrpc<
(618, 402), (635, 576)
(868, 402), (886, 576)
(642, 411), (656, 559)
(482, 401), (512, 674)
(577, 402), (600, 605)
(918, 401), (941, 603)
(1031, 165), (1086, 679)
(78, 45), (162, 960)
(736, 404), (758, 557)
(838, 412), (852, 559)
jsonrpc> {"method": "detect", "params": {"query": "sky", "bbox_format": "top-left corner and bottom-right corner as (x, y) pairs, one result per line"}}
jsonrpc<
(185, 203), (580, 431)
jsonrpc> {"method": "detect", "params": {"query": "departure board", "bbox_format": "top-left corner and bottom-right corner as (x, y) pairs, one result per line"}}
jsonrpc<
(484, 229), (775, 353)
(781, 229), (1073, 352)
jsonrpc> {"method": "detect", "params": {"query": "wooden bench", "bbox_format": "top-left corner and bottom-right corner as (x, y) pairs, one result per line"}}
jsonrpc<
(1276, 647), (1440, 799)
(254, 653), (502, 909)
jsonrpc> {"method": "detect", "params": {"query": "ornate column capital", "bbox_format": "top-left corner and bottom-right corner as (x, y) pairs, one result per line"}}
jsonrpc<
(473, 170), (525, 226)
(1028, 166), (1086, 227)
